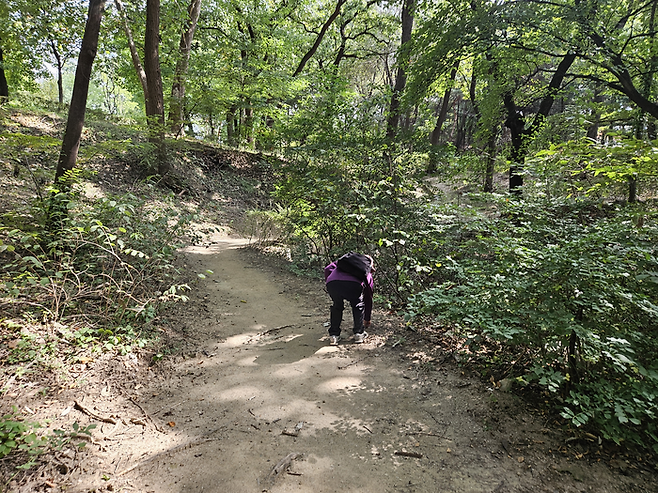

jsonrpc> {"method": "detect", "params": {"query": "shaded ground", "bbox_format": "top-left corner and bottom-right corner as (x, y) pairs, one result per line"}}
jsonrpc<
(8, 235), (650, 493)
(1, 109), (656, 492)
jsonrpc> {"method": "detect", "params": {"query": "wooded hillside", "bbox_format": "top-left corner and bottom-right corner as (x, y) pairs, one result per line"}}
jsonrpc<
(1, 0), (658, 481)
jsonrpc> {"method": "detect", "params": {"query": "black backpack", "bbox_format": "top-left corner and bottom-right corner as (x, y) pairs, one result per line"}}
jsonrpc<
(336, 252), (372, 282)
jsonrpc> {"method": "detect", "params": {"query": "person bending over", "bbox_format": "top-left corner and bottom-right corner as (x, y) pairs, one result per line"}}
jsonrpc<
(324, 253), (374, 345)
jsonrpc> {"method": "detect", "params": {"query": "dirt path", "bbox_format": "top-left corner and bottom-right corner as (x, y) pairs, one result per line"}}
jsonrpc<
(61, 240), (655, 493)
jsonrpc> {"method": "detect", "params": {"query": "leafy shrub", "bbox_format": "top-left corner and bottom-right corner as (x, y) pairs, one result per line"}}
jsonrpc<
(527, 137), (658, 200)
(406, 197), (658, 452)
(0, 411), (42, 467)
(272, 148), (435, 301)
(0, 408), (96, 470)
(0, 179), (192, 347)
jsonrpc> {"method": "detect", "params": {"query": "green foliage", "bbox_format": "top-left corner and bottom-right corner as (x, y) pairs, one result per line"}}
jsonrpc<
(562, 377), (658, 449)
(0, 410), (42, 464)
(0, 408), (95, 470)
(47, 421), (96, 453)
(0, 177), (194, 351)
(528, 137), (658, 199)
(272, 134), (433, 303)
(405, 197), (658, 451)
(269, 70), (446, 302)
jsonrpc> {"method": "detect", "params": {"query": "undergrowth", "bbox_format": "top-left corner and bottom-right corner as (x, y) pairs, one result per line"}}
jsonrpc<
(0, 407), (95, 472)
(0, 107), (203, 473)
(265, 125), (658, 456)
(404, 198), (658, 454)
(0, 178), (195, 373)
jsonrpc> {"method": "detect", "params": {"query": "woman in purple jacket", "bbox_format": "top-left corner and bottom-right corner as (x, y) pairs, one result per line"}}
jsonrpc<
(324, 254), (374, 345)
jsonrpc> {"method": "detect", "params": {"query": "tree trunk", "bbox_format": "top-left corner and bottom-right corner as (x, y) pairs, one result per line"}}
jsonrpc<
(430, 61), (459, 146)
(0, 40), (9, 102)
(244, 105), (254, 147)
(333, 24), (347, 68)
(293, 0), (346, 77)
(49, 39), (65, 106)
(630, 111), (644, 203)
(386, 0), (414, 140)
(586, 88), (604, 141)
(114, 0), (149, 105)
(483, 133), (496, 192)
(144, 0), (169, 176)
(628, 177), (638, 202)
(504, 53), (576, 194)
(503, 93), (526, 194)
(454, 99), (467, 150)
(627, 0), (658, 202)
(169, 0), (202, 136)
(226, 106), (236, 145)
(55, 0), (105, 183)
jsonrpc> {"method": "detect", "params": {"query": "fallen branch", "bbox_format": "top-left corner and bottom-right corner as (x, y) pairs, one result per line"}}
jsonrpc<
(394, 451), (423, 459)
(337, 359), (361, 370)
(266, 452), (300, 483)
(74, 400), (117, 424)
(406, 431), (448, 438)
(129, 397), (164, 433)
(152, 399), (188, 416)
(255, 325), (294, 338)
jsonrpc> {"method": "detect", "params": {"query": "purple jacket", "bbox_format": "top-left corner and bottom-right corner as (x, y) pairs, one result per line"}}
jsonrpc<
(324, 262), (374, 322)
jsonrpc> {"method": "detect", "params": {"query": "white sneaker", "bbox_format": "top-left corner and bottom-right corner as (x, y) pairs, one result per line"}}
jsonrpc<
(329, 335), (341, 345)
(353, 332), (368, 344)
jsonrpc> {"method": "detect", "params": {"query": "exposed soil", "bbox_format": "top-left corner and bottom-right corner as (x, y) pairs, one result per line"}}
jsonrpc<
(4, 232), (654, 493)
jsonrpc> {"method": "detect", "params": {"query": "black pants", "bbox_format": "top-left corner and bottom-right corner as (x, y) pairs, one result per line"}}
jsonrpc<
(326, 280), (365, 336)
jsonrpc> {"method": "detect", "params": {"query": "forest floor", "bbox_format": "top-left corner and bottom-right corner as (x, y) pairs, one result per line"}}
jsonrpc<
(1, 109), (658, 492)
(9, 236), (654, 493)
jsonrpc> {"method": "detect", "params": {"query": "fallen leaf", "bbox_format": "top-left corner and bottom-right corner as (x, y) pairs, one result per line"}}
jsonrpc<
(168, 421), (176, 427)
(517, 456), (525, 463)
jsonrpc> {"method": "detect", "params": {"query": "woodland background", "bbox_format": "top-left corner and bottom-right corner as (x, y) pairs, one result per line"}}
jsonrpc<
(1, 0), (658, 472)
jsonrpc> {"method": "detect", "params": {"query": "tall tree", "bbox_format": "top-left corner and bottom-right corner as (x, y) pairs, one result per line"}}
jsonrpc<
(386, 0), (414, 139)
(168, 0), (203, 136)
(503, 53), (577, 193)
(144, 0), (169, 176)
(55, 0), (106, 182)
(0, 40), (8, 101)
(114, 0), (149, 102)
(0, 0), (7, 100)
(35, 1), (87, 105)
(429, 60), (459, 146)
